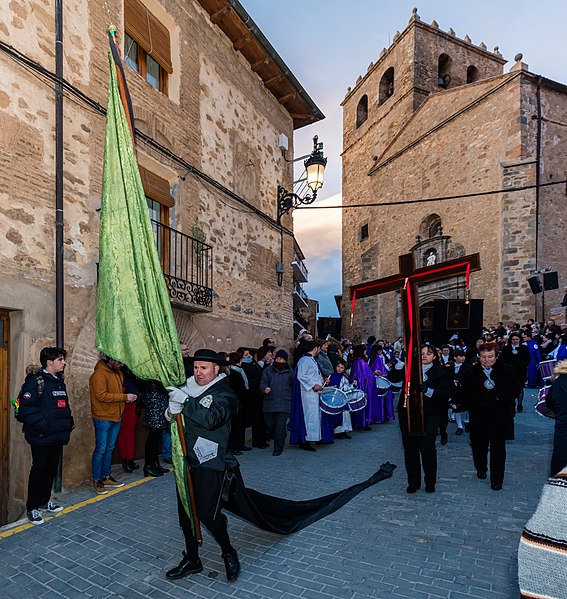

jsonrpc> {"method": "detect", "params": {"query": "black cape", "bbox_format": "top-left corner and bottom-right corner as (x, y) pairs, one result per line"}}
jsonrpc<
(222, 462), (396, 535)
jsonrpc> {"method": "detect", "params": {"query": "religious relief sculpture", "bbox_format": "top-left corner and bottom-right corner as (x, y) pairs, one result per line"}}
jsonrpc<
(425, 249), (437, 266)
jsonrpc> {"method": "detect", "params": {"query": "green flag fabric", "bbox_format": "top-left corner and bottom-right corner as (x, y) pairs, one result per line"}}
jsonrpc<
(96, 51), (185, 388)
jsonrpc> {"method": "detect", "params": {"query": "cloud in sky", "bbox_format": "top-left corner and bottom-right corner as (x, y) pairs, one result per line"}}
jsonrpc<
(293, 194), (342, 316)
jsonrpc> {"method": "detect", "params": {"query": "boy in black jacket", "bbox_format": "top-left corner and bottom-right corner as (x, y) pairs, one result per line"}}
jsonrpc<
(18, 347), (74, 525)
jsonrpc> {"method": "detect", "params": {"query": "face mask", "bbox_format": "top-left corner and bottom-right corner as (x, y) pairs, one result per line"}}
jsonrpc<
(273, 362), (286, 370)
(242, 356), (253, 363)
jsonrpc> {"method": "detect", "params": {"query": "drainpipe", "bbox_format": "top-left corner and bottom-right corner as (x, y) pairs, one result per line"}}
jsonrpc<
(535, 76), (542, 320)
(54, 0), (64, 492)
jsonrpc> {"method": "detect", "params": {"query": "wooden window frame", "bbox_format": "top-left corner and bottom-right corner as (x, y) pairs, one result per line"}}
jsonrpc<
(124, 32), (169, 94)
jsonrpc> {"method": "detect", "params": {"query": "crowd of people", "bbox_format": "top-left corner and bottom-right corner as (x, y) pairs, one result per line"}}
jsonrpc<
(12, 314), (567, 583)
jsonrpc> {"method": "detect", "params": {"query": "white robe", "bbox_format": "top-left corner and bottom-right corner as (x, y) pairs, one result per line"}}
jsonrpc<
(297, 355), (323, 441)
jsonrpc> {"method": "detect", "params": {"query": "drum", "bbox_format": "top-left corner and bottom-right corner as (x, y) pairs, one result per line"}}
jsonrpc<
(345, 389), (367, 412)
(319, 387), (348, 416)
(535, 386), (555, 419)
(538, 359), (557, 380)
(376, 376), (391, 397)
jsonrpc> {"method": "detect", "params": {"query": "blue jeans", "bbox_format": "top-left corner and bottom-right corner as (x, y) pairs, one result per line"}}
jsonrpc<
(161, 422), (172, 459)
(92, 419), (121, 481)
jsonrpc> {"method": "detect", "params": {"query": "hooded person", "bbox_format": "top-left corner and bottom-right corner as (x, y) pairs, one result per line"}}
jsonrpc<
(165, 349), (241, 583)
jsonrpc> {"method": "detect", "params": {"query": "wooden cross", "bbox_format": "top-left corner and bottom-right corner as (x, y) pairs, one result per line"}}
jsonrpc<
(349, 252), (481, 434)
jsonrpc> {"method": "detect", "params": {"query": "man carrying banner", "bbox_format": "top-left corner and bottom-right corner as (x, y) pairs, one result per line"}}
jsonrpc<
(166, 349), (241, 582)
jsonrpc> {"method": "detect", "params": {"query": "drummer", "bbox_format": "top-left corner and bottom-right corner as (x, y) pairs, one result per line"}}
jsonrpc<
(327, 360), (353, 440)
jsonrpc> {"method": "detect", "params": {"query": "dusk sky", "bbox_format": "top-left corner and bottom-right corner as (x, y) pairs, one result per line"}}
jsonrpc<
(241, 1), (566, 316)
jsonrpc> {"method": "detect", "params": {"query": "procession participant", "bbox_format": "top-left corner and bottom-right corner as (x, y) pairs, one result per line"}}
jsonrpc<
(316, 342), (334, 378)
(386, 352), (405, 409)
(239, 347), (268, 449)
(524, 330), (542, 388)
(500, 332), (530, 412)
(544, 359), (567, 476)
(165, 349), (240, 582)
(370, 344), (394, 422)
(227, 352), (250, 455)
(328, 359), (353, 439)
(450, 350), (471, 435)
(17, 347), (74, 525)
(289, 340), (324, 451)
(398, 344), (451, 494)
(260, 349), (294, 456)
(350, 344), (381, 429)
(464, 344), (521, 490)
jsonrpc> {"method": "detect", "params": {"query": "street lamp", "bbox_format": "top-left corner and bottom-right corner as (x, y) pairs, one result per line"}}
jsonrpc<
(277, 135), (327, 223)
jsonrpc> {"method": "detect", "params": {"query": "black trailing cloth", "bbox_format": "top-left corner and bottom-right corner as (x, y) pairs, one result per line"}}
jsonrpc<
(222, 462), (396, 535)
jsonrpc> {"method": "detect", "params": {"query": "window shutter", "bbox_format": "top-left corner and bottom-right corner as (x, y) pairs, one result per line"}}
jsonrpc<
(139, 166), (174, 208)
(124, 0), (172, 73)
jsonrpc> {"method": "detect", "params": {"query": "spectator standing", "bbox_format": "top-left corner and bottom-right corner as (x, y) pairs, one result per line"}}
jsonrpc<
(17, 347), (74, 525)
(89, 355), (136, 494)
(260, 349), (294, 456)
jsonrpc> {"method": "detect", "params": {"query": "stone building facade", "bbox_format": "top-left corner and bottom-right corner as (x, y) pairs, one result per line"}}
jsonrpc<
(0, 0), (322, 522)
(341, 10), (567, 343)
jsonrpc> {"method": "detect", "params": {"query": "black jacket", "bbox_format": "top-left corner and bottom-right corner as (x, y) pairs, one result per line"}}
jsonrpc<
(464, 360), (521, 440)
(259, 364), (295, 413)
(500, 344), (530, 384)
(450, 362), (472, 411)
(18, 370), (74, 446)
(421, 364), (452, 416)
(182, 376), (238, 471)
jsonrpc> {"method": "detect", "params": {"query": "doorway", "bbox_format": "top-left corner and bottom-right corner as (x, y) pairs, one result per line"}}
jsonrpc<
(0, 309), (10, 525)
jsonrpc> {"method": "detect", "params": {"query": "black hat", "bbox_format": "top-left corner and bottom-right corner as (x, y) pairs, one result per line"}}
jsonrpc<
(187, 349), (226, 365)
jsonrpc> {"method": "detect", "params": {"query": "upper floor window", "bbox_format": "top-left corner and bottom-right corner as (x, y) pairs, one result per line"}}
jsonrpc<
(467, 65), (479, 84)
(379, 67), (395, 105)
(356, 95), (368, 128)
(124, 0), (172, 95)
(139, 165), (173, 259)
(438, 53), (452, 89)
(360, 223), (369, 241)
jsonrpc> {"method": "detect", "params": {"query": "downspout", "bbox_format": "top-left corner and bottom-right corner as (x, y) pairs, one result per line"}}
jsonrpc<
(54, 0), (64, 492)
(535, 76), (542, 319)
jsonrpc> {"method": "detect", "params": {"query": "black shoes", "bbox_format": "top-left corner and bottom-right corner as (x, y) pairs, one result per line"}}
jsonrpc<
(155, 462), (170, 474)
(425, 485), (435, 493)
(232, 450), (243, 456)
(252, 442), (269, 449)
(517, 405), (523, 413)
(336, 432), (352, 439)
(122, 460), (139, 473)
(477, 471), (487, 480)
(299, 443), (316, 452)
(240, 446), (252, 452)
(272, 450), (282, 456)
(166, 553), (203, 579)
(222, 550), (241, 582)
(361, 426), (372, 431)
(491, 482), (503, 491)
(440, 433), (448, 445)
(455, 428), (464, 436)
(143, 465), (163, 477)
(406, 485), (420, 494)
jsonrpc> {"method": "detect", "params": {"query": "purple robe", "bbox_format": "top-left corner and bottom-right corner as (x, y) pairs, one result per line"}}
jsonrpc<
(527, 339), (542, 387)
(288, 376), (307, 445)
(350, 358), (382, 426)
(370, 354), (394, 422)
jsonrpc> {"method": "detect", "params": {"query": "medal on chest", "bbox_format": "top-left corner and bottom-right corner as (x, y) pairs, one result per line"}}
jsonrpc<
(484, 378), (495, 390)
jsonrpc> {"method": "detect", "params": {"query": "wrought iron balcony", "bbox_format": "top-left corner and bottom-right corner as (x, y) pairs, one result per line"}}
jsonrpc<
(293, 281), (308, 308)
(291, 254), (308, 283)
(151, 220), (213, 311)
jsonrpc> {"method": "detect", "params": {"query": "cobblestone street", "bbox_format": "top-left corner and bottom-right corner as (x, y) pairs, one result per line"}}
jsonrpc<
(0, 389), (552, 599)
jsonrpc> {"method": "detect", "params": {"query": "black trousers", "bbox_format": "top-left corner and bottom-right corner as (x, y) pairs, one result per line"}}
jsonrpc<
(250, 393), (266, 445)
(145, 428), (163, 466)
(176, 467), (234, 562)
(399, 411), (438, 488)
(228, 400), (247, 450)
(263, 412), (288, 453)
(27, 444), (62, 511)
(471, 433), (506, 485)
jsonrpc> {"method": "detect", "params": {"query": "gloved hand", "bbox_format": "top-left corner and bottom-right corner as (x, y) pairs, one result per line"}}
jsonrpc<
(166, 386), (187, 415)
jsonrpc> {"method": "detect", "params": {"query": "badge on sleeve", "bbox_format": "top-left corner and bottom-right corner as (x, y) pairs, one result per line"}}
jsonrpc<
(199, 394), (213, 408)
(23, 392), (32, 400)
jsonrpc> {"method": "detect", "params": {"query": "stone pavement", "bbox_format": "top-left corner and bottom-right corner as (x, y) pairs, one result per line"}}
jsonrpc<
(0, 389), (553, 599)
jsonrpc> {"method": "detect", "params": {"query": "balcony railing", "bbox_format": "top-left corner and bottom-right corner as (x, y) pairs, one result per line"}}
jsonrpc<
(293, 281), (308, 308)
(291, 255), (308, 283)
(151, 219), (213, 311)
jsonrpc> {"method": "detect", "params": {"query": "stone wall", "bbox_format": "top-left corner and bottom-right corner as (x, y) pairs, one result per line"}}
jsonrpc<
(0, 0), (302, 519)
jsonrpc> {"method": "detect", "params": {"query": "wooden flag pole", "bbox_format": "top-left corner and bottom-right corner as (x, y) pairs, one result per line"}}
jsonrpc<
(176, 413), (203, 544)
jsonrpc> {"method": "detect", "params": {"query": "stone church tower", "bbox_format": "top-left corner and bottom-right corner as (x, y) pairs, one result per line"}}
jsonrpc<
(341, 9), (567, 342)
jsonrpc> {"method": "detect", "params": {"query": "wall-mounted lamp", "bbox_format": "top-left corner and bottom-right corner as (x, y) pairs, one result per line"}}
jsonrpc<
(277, 135), (327, 224)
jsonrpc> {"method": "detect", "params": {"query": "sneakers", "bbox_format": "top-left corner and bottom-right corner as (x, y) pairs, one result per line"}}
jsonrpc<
(101, 476), (125, 488)
(93, 480), (109, 495)
(27, 509), (45, 525)
(39, 501), (64, 514)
